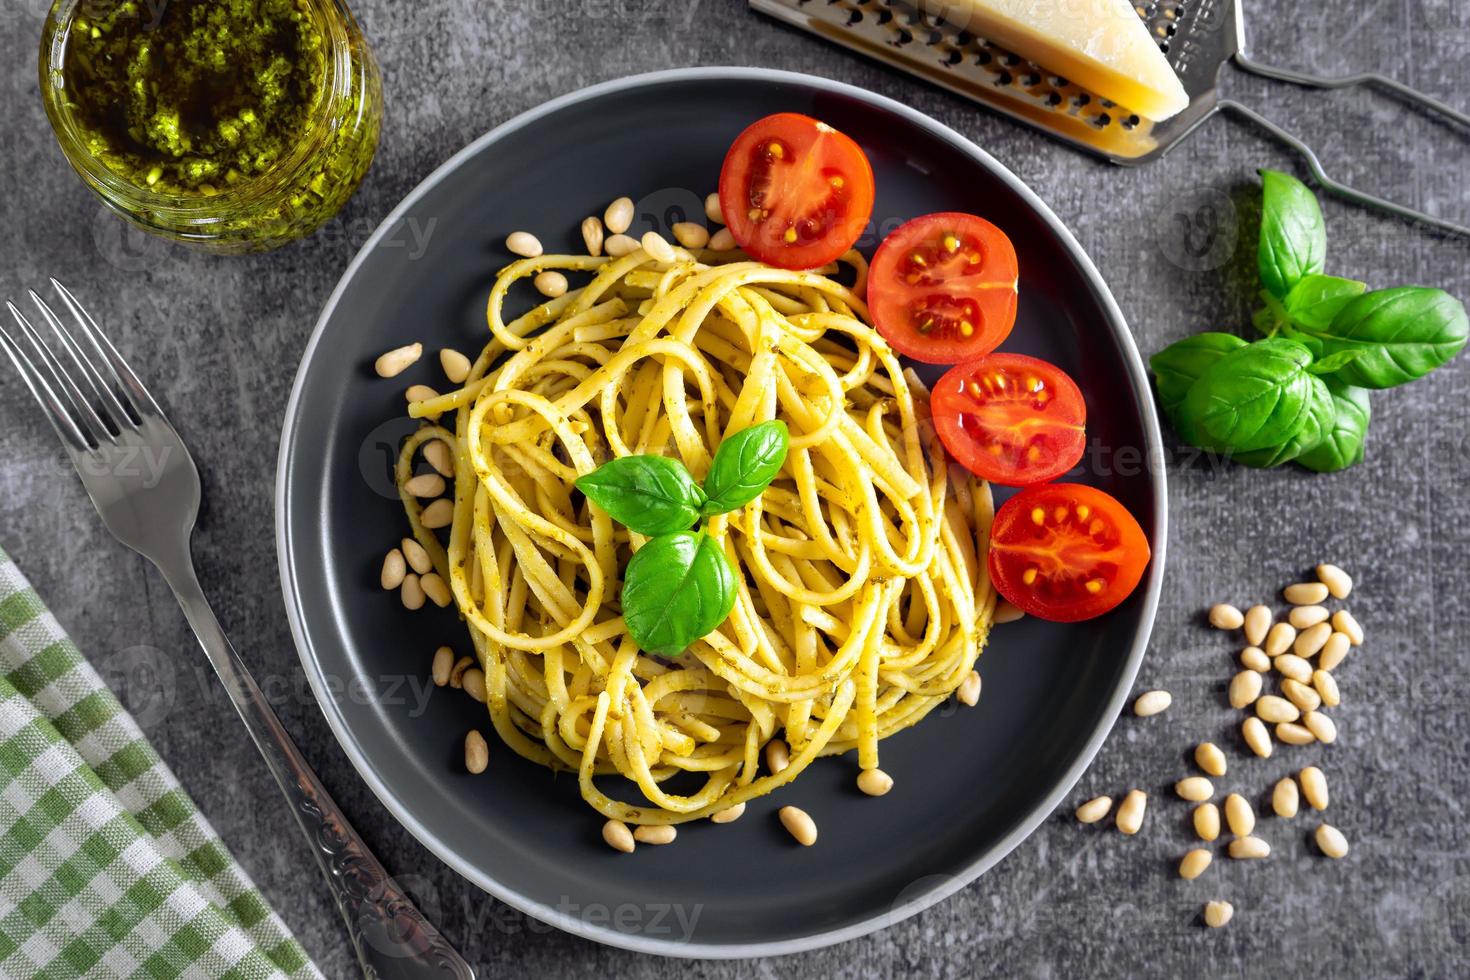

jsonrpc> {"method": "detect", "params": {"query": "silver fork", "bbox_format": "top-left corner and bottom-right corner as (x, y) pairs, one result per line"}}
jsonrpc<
(0, 281), (475, 980)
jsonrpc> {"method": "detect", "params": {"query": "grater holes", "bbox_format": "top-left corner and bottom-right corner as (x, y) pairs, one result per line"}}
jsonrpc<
(1094, 112), (1111, 128)
(1045, 92), (1062, 107)
(846, 7), (863, 25)
(1122, 113), (1141, 129)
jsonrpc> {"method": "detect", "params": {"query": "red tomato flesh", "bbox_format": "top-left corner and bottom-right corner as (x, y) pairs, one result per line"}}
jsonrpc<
(932, 354), (1087, 487)
(867, 212), (1019, 364)
(988, 484), (1150, 623)
(718, 113), (875, 271)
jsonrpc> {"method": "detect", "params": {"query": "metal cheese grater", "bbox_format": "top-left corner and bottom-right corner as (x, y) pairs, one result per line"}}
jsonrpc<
(751, 0), (1469, 236)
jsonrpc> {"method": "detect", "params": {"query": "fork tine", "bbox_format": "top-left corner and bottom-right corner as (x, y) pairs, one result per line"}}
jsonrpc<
(28, 289), (135, 432)
(0, 317), (92, 452)
(6, 302), (113, 446)
(49, 279), (164, 421)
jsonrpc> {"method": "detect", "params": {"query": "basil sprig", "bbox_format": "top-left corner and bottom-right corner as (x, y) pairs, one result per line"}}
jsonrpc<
(1149, 169), (1467, 472)
(574, 420), (789, 656)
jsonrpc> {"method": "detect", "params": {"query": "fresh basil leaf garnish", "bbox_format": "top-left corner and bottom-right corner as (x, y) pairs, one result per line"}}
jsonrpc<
(1287, 287), (1469, 390)
(575, 454), (705, 536)
(1149, 332), (1248, 423)
(1178, 338), (1317, 453)
(620, 531), (737, 657)
(1282, 274), (1366, 331)
(1297, 379), (1371, 473)
(1258, 170), (1327, 300)
(700, 420), (790, 516)
(1307, 349), (1366, 375)
(1232, 372), (1334, 469)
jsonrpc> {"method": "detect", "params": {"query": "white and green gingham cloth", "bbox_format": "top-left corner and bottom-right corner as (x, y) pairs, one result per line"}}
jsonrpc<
(0, 546), (322, 980)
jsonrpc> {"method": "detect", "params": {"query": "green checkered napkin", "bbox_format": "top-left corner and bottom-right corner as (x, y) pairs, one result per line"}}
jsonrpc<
(0, 546), (322, 980)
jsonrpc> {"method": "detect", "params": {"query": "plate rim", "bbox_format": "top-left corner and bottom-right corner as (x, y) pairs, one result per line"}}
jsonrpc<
(275, 65), (1168, 959)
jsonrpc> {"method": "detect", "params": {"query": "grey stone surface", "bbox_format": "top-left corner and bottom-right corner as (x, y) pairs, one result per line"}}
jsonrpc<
(2, 0), (1468, 976)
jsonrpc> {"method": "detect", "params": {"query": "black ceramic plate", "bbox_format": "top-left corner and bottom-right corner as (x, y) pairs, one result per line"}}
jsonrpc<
(277, 68), (1167, 957)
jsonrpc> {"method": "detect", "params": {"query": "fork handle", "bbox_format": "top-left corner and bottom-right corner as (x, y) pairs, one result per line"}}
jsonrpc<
(1233, 53), (1470, 130)
(156, 551), (475, 980)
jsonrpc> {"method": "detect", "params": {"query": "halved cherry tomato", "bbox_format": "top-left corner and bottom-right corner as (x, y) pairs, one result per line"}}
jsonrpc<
(932, 354), (1086, 486)
(988, 483), (1150, 623)
(718, 113), (875, 271)
(867, 212), (1019, 364)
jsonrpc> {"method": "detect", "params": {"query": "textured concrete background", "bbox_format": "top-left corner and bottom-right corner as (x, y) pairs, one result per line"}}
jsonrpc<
(3, 0), (1469, 976)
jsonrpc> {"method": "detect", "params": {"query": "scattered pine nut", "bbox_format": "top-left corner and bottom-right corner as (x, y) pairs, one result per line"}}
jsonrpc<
(406, 383), (439, 403)
(464, 730), (489, 774)
(1275, 722), (1315, 745)
(765, 738), (790, 775)
(671, 222), (710, 249)
(1180, 849), (1213, 880)
(1315, 823), (1349, 859)
(710, 803), (745, 824)
(1300, 766), (1328, 810)
(1204, 900), (1233, 928)
(1243, 605), (1271, 646)
(1318, 632), (1351, 671)
(604, 233), (640, 256)
(423, 439), (454, 477)
(1272, 777), (1299, 818)
(957, 670), (982, 706)
(704, 192), (724, 224)
(1133, 690), (1171, 717)
(374, 342), (422, 378)
(641, 231), (677, 264)
(1176, 777), (1214, 802)
(1284, 582), (1330, 605)
(1313, 669), (1341, 708)
(634, 825), (677, 845)
(709, 227), (737, 251)
(421, 499), (454, 528)
(1274, 653), (1312, 683)
(1317, 563), (1352, 599)
(1194, 803), (1221, 841)
(1288, 605), (1330, 629)
(1240, 646), (1271, 672)
(439, 348), (471, 384)
(1208, 603), (1244, 630)
(857, 768), (894, 797)
(1265, 622), (1297, 656)
(779, 805), (818, 845)
(1294, 622), (1332, 658)
(993, 600), (1025, 624)
(400, 573), (425, 610)
(506, 231), (542, 257)
(1255, 695), (1299, 724)
(421, 572), (451, 608)
(401, 537), (432, 574)
(1281, 678), (1322, 713)
(1116, 789), (1147, 835)
(1195, 742), (1227, 777)
(1227, 836), (1270, 859)
(1303, 710), (1337, 744)
(380, 548), (406, 590)
(1076, 796), (1113, 824)
(602, 819), (635, 853)
(1242, 717), (1272, 758)
(1224, 793), (1255, 836)
(431, 646), (453, 687)
(604, 197), (635, 234)
(404, 473), (445, 498)
(534, 270), (569, 298)
(462, 667), (486, 703)
(581, 216), (605, 256)
(449, 655), (473, 688)
(1332, 610), (1364, 646)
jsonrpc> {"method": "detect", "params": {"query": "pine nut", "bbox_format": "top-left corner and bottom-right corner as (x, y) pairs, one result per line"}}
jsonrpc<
(1209, 603), (1243, 630)
(581, 216), (605, 256)
(534, 270), (568, 298)
(374, 342), (422, 378)
(633, 824), (677, 845)
(406, 383), (439, 403)
(421, 499), (454, 529)
(1282, 678), (1321, 713)
(424, 439), (454, 477)
(439, 348), (471, 384)
(671, 222), (710, 249)
(710, 802), (745, 824)
(1315, 823), (1348, 859)
(765, 738), (790, 775)
(506, 231), (543, 257)
(404, 473), (445, 498)
(993, 600), (1025, 623)
(1240, 646), (1271, 672)
(602, 819), (635, 853)
(1255, 695), (1299, 724)
(704, 192), (724, 224)
(779, 805), (818, 845)
(1274, 653), (1312, 683)
(464, 730), (489, 773)
(604, 233), (640, 256)
(604, 197), (635, 234)
(1224, 793), (1255, 836)
(708, 227), (737, 251)
(1272, 777), (1299, 818)
(380, 548), (406, 589)
(1204, 900), (1233, 928)
(1300, 766), (1328, 810)
(1242, 717), (1272, 758)
(1275, 722), (1315, 745)
(1180, 849), (1213, 880)
(957, 670), (982, 706)
(1194, 803), (1220, 841)
(1289, 605), (1330, 629)
(1265, 622), (1297, 656)
(1176, 777), (1214, 802)
(1317, 563), (1352, 599)
(401, 537), (432, 574)
(640, 231), (676, 264)
(431, 646), (453, 686)
(1303, 710), (1336, 744)
(1244, 605), (1271, 646)
(1115, 789), (1146, 835)
(1195, 742), (1227, 777)
(449, 655), (473, 688)
(1227, 835), (1270, 859)
(1076, 796), (1113, 824)
(1313, 669), (1340, 707)
(1133, 689), (1171, 716)
(1294, 622), (1332, 658)
(857, 768), (894, 797)
(1284, 582), (1329, 605)
(400, 573), (425, 610)
(419, 572), (449, 608)
(1332, 610), (1364, 646)
(462, 667), (486, 702)
(1319, 632), (1351, 671)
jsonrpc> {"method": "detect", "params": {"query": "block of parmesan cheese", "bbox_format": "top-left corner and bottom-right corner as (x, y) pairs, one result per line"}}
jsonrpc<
(946, 0), (1190, 121)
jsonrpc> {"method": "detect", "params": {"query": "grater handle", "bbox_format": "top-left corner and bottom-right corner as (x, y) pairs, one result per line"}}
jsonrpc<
(1218, 100), (1470, 238)
(1233, 54), (1470, 130)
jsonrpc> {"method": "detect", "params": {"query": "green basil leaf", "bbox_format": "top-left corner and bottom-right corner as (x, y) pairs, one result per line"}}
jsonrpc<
(1297, 379), (1371, 473)
(1289, 286), (1469, 389)
(1149, 332), (1249, 425)
(1178, 338), (1317, 452)
(1283, 274), (1366, 330)
(1258, 170), (1327, 299)
(575, 455), (705, 536)
(701, 420), (790, 516)
(1232, 372), (1334, 468)
(1308, 349), (1365, 375)
(621, 531), (737, 657)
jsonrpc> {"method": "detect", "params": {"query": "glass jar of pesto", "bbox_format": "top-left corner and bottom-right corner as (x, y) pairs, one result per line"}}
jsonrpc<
(40, 0), (382, 253)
